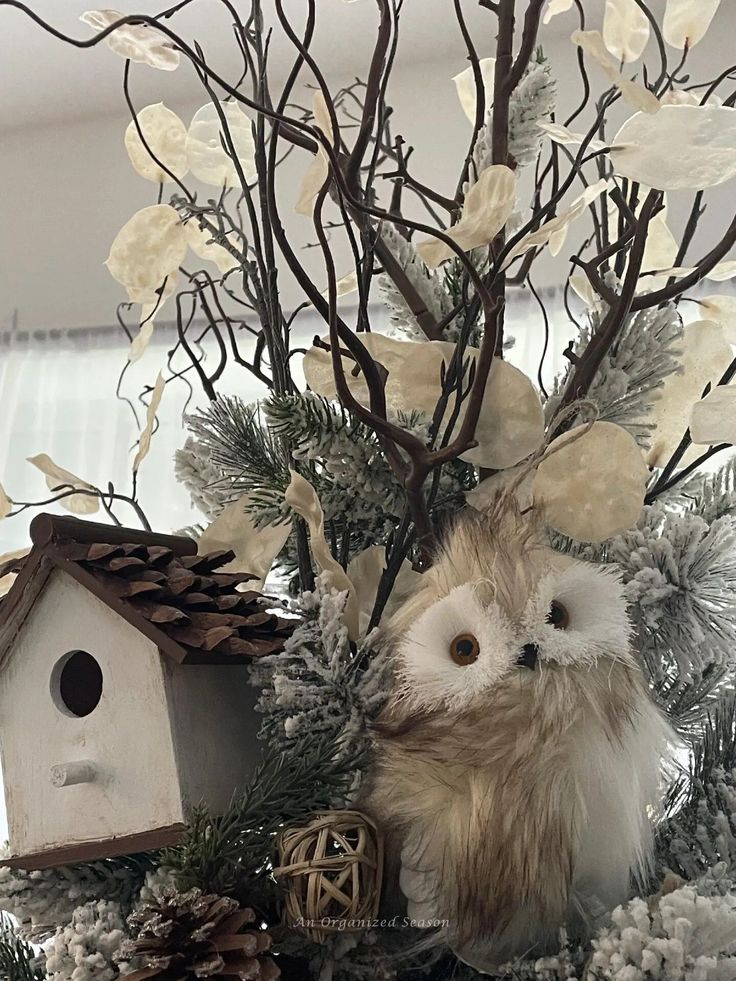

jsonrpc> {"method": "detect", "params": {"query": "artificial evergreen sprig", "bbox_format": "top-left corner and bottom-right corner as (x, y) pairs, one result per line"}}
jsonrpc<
(377, 222), (461, 340)
(263, 392), (404, 514)
(659, 693), (736, 885)
(251, 579), (390, 767)
(547, 302), (683, 448)
(0, 857), (151, 943)
(669, 456), (736, 523)
(471, 47), (555, 181)
(559, 504), (736, 705)
(174, 436), (235, 520)
(162, 734), (365, 901)
(0, 916), (44, 981)
(657, 664), (733, 737)
(264, 391), (373, 450)
(186, 398), (290, 519)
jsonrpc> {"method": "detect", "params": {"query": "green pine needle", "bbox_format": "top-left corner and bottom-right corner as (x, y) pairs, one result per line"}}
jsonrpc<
(163, 734), (364, 898)
(264, 392), (368, 447)
(0, 918), (43, 981)
(187, 397), (290, 513)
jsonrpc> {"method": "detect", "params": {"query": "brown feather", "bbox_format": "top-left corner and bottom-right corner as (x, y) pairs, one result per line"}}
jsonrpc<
(362, 494), (672, 968)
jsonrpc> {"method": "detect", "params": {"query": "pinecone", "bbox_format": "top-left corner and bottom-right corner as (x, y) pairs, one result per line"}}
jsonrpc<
(118, 887), (280, 980)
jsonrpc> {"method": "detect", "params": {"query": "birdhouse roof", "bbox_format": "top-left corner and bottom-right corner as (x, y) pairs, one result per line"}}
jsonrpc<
(0, 513), (296, 667)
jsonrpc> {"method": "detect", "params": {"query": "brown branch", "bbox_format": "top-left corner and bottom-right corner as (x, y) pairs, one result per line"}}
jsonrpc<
(631, 0), (668, 89)
(583, 209), (736, 312)
(11, 486), (152, 531)
(505, 0), (545, 94)
(384, 137), (458, 213)
(632, 213), (736, 310)
(673, 191), (706, 269)
(488, 0), (516, 356)
(646, 354), (736, 500)
(9, 0), (469, 352)
(273, 0), (501, 332)
(344, 0), (394, 194)
(453, 0), (488, 196)
(570, 191), (641, 283)
(273, 0), (449, 346)
(646, 444), (731, 501)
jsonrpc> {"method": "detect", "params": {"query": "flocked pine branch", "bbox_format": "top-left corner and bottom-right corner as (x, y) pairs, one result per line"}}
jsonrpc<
(262, 392), (405, 516)
(377, 224), (461, 341)
(668, 457), (736, 524)
(185, 398), (290, 521)
(586, 880), (736, 980)
(617, 508), (736, 686)
(0, 860), (146, 943)
(250, 579), (390, 770)
(174, 436), (237, 520)
(187, 393), (414, 562)
(547, 301), (683, 448)
(558, 505), (736, 721)
(659, 693), (736, 885)
(43, 900), (127, 981)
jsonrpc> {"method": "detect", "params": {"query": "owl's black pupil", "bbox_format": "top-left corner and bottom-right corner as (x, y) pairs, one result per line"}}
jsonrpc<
(455, 638), (475, 658)
(547, 602), (567, 627)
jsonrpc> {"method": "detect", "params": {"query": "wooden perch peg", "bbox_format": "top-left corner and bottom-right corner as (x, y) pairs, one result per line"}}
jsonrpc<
(49, 760), (97, 788)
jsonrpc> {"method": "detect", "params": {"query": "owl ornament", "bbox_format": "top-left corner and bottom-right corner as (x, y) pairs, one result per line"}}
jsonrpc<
(362, 496), (675, 973)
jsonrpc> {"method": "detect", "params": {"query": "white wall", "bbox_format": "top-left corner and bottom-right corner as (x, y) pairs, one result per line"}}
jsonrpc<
(0, 57), (483, 330)
(3, 11), (736, 331)
(5, 54), (736, 335)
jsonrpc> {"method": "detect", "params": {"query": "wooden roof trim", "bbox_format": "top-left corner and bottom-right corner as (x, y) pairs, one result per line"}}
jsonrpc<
(0, 550), (55, 667)
(30, 513), (197, 556)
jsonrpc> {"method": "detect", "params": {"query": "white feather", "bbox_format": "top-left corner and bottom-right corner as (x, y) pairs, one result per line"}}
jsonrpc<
(395, 583), (518, 713)
(570, 687), (676, 910)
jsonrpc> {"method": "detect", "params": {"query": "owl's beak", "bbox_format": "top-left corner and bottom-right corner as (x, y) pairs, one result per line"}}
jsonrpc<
(516, 643), (539, 670)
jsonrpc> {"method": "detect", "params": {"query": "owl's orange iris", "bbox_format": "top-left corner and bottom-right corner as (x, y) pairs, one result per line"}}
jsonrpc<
(449, 633), (480, 665)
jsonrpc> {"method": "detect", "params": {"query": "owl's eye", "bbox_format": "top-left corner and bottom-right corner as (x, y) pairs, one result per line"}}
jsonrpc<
(449, 633), (480, 665)
(547, 600), (570, 630)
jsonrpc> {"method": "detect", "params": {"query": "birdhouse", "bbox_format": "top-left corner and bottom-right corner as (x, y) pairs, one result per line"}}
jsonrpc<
(0, 513), (295, 871)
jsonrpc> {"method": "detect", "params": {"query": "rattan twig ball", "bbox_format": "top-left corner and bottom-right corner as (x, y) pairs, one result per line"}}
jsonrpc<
(274, 810), (384, 943)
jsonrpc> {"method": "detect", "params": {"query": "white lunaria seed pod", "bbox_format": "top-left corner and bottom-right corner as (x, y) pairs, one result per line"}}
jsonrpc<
(186, 101), (257, 187)
(106, 205), (187, 293)
(533, 422), (649, 542)
(124, 103), (188, 183)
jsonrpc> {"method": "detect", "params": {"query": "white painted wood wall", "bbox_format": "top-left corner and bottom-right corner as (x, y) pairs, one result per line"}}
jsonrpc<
(0, 569), (262, 861)
(0, 570), (183, 857)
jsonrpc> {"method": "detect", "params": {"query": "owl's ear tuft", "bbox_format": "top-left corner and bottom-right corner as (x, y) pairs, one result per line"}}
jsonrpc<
(431, 495), (549, 611)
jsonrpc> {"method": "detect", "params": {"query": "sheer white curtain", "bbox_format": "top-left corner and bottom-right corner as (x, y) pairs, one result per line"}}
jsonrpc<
(0, 288), (572, 551)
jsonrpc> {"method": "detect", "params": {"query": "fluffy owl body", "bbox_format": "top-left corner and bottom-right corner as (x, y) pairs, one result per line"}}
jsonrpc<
(363, 500), (674, 972)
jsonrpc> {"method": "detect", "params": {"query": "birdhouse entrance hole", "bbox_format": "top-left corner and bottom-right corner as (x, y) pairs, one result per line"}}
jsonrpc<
(51, 650), (103, 718)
